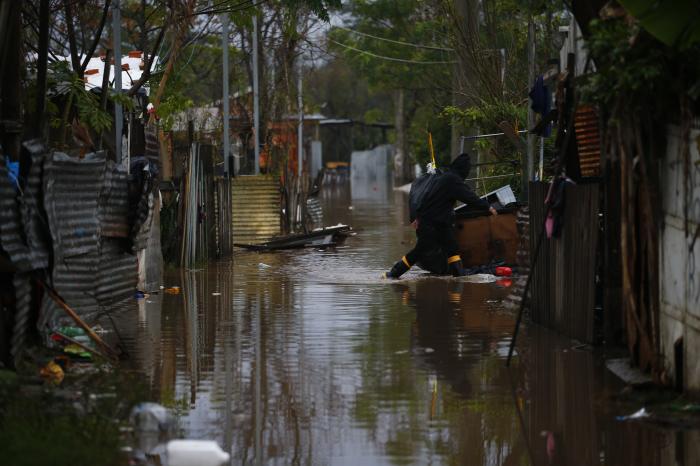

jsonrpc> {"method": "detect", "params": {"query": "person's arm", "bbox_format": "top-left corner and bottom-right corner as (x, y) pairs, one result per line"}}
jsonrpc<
(452, 178), (490, 209)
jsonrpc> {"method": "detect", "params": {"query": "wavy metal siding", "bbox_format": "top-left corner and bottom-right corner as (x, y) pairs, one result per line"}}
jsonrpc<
(20, 142), (51, 270)
(10, 273), (32, 364)
(232, 176), (281, 245)
(44, 152), (104, 258)
(100, 160), (130, 238)
(98, 239), (137, 306)
(41, 151), (136, 326)
(0, 154), (31, 270)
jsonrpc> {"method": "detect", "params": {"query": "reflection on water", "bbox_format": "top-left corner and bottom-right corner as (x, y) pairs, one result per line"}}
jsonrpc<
(115, 183), (697, 465)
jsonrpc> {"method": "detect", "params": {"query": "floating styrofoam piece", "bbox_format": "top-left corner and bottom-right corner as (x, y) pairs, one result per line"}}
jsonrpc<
(167, 440), (230, 466)
(461, 273), (498, 283)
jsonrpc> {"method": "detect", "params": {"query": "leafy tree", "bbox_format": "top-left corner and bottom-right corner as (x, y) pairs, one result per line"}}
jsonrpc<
(327, 0), (453, 181)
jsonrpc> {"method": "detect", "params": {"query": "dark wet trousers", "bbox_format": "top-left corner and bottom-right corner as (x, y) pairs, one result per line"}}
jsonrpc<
(386, 223), (465, 278)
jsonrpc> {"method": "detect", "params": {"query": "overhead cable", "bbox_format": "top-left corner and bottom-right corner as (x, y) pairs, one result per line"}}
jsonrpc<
(328, 39), (456, 65)
(335, 25), (454, 52)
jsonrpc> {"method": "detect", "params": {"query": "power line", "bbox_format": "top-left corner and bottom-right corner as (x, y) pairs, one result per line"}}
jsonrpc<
(335, 25), (454, 52)
(328, 39), (456, 65)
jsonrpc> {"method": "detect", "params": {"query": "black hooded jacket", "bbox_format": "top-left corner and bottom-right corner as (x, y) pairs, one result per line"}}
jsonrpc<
(415, 154), (490, 226)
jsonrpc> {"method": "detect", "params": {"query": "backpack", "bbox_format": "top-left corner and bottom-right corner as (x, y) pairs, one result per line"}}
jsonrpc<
(408, 169), (442, 222)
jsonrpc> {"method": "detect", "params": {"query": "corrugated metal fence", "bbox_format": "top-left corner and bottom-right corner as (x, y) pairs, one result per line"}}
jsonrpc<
(529, 181), (600, 343)
(232, 176), (281, 246)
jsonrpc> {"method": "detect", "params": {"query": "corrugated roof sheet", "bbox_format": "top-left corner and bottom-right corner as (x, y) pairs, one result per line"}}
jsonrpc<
(58, 53), (159, 93)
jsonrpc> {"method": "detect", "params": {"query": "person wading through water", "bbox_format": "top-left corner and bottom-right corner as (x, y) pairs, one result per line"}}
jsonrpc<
(384, 153), (497, 279)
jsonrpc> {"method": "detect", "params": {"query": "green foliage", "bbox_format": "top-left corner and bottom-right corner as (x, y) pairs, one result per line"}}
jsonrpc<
(0, 367), (148, 466)
(580, 19), (669, 111)
(158, 92), (194, 132)
(48, 61), (113, 134)
(443, 102), (526, 131)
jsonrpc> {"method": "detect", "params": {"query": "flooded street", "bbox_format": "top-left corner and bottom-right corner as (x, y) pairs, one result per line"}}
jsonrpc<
(119, 183), (691, 465)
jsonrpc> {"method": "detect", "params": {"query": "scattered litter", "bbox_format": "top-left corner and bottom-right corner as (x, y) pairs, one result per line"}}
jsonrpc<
(462, 274), (498, 283)
(348, 206), (354, 210)
(92, 325), (108, 335)
(572, 343), (592, 351)
(64, 343), (92, 360)
(676, 404), (700, 412)
(424, 348), (435, 354)
(395, 350), (408, 355)
(258, 263), (272, 269)
(237, 225), (353, 251)
(130, 402), (174, 433)
(159, 285), (165, 289)
(40, 360), (65, 385)
(495, 266), (513, 277)
(616, 407), (650, 421)
(89, 393), (117, 401)
(167, 440), (230, 466)
(212, 292), (221, 296)
(164, 286), (181, 295)
(607, 358), (653, 386)
(496, 278), (513, 287)
(146, 300), (153, 303)
(57, 326), (86, 338)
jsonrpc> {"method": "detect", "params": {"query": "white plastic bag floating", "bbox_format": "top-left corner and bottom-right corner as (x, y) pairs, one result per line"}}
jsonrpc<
(167, 440), (230, 466)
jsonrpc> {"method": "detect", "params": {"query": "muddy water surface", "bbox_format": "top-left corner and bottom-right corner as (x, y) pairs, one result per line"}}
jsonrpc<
(121, 183), (693, 465)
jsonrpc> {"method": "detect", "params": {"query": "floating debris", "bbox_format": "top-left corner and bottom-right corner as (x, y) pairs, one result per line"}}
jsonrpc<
(167, 440), (230, 466)
(39, 360), (65, 385)
(617, 408), (650, 421)
(236, 225), (354, 251)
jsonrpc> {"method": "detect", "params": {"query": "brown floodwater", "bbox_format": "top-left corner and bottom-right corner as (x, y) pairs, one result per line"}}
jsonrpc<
(116, 181), (696, 465)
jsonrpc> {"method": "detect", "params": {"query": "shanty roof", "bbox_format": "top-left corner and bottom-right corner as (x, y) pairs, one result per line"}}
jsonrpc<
(58, 51), (159, 94)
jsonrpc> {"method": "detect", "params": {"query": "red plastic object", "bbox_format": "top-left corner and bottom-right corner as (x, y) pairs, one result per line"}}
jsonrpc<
(496, 278), (513, 288)
(495, 266), (512, 277)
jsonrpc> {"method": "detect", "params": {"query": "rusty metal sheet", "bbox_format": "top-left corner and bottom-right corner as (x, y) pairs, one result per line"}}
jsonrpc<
(575, 106), (602, 178)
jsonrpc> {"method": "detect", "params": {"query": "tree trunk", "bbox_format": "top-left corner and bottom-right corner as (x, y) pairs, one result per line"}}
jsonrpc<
(452, 0), (480, 162)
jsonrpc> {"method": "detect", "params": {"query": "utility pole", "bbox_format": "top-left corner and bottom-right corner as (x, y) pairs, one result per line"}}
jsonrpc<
(297, 61), (303, 175)
(112, 0), (123, 163)
(222, 13), (230, 177)
(252, 15), (260, 175)
(525, 16), (536, 200)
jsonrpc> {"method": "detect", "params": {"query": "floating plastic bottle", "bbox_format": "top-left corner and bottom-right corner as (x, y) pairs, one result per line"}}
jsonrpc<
(167, 440), (230, 466)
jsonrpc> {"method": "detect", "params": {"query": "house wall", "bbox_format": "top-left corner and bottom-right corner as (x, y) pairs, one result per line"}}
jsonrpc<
(659, 122), (700, 393)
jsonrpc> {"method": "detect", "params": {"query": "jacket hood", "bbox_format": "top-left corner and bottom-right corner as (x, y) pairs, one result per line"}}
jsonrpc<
(450, 153), (472, 179)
